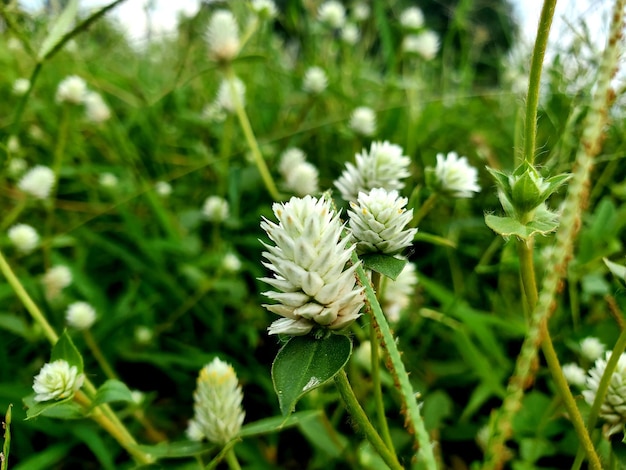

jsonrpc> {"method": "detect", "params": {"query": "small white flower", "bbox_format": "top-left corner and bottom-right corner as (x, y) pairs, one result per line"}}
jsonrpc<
(84, 91), (111, 123)
(8, 224), (39, 254)
(131, 390), (145, 404)
(562, 362), (587, 388)
(7, 157), (27, 177)
(135, 326), (153, 344)
(318, 1), (346, 29)
(55, 75), (87, 104)
(403, 30), (440, 60)
(155, 181), (172, 197)
(302, 66), (328, 94)
(341, 23), (359, 45)
(42, 265), (72, 300)
(349, 106), (376, 136)
(222, 253), (242, 272)
(278, 148), (307, 176)
(284, 162), (320, 196)
(428, 152), (480, 198)
(190, 358), (245, 445)
(28, 125), (46, 142)
(381, 261), (418, 323)
(352, 2), (370, 21)
(203, 196), (229, 222)
(7, 136), (20, 154)
(581, 337), (605, 361)
(251, 0), (277, 19)
(66, 301), (97, 330)
(400, 7), (424, 30)
(334, 140), (411, 203)
(206, 9), (240, 62)
(215, 77), (246, 113)
(99, 172), (119, 188)
(12, 78), (30, 96)
(32, 359), (85, 402)
(18, 165), (55, 200)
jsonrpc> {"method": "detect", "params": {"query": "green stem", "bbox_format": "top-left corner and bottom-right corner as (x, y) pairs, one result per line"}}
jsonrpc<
(410, 193), (438, 228)
(1, 404), (12, 470)
(523, 0), (557, 165)
(0, 198), (27, 232)
(334, 370), (403, 470)
(225, 448), (242, 470)
(83, 329), (118, 381)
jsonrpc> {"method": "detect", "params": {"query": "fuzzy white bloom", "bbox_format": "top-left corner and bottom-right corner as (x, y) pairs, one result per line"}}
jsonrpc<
(400, 7), (424, 30)
(84, 91), (111, 123)
(348, 188), (416, 255)
(429, 152), (480, 198)
(260, 196), (364, 335)
(202, 102), (227, 123)
(42, 265), (72, 300)
(251, 0), (277, 19)
(349, 106), (376, 136)
(155, 181), (172, 197)
(285, 162), (320, 196)
(215, 77), (246, 113)
(352, 2), (370, 21)
(131, 389), (145, 404)
(8, 224), (39, 254)
(318, 1), (346, 29)
(583, 351), (626, 436)
(381, 261), (418, 323)
(7, 136), (20, 154)
(18, 165), (55, 200)
(55, 75), (87, 104)
(341, 23), (360, 45)
(135, 326), (153, 344)
(189, 358), (245, 444)
(581, 337), (606, 361)
(12, 78), (30, 96)
(206, 9), (240, 62)
(222, 253), (242, 272)
(278, 148), (307, 176)
(403, 30), (440, 60)
(7, 157), (27, 177)
(32, 359), (85, 402)
(562, 362), (587, 388)
(66, 301), (97, 330)
(99, 172), (119, 188)
(334, 141), (411, 203)
(302, 66), (328, 94)
(203, 196), (229, 222)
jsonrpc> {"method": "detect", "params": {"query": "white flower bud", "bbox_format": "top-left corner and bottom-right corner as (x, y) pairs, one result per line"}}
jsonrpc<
(222, 253), (242, 272)
(215, 77), (246, 113)
(155, 181), (172, 197)
(7, 157), (27, 177)
(428, 152), (480, 198)
(42, 265), (72, 300)
(400, 7), (425, 30)
(18, 165), (55, 199)
(349, 106), (376, 136)
(12, 78), (30, 96)
(99, 172), (119, 188)
(352, 2), (370, 21)
(8, 224), (39, 254)
(135, 326), (154, 344)
(251, 0), (278, 19)
(32, 359), (85, 402)
(341, 23), (360, 45)
(562, 362), (586, 387)
(284, 162), (320, 196)
(66, 301), (97, 330)
(302, 66), (328, 94)
(580, 337), (605, 361)
(56, 75), (87, 104)
(278, 148), (307, 176)
(190, 358), (245, 444)
(202, 196), (229, 222)
(206, 9), (240, 62)
(84, 91), (111, 123)
(318, 1), (346, 29)
(403, 30), (440, 60)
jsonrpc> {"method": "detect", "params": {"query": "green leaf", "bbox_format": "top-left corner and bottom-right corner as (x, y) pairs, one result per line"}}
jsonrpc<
(272, 334), (352, 415)
(134, 440), (215, 459)
(604, 258), (626, 284)
(297, 410), (348, 458)
(24, 394), (85, 420)
(91, 380), (135, 408)
(51, 330), (84, 374)
(361, 253), (408, 281)
(38, 0), (79, 60)
(0, 313), (31, 339)
(238, 410), (321, 438)
(413, 232), (457, 248)
(484, 213), (559, 240)
(612, 438), (626, 469)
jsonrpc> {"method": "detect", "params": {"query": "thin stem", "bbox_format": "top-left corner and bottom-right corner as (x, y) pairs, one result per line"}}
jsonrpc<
(83, 329), (118, 381)
(225, 448), (242, 470)
(410, 193), (438, 228)
(0, 198), (27, 232)
(334, 370), (403, 470)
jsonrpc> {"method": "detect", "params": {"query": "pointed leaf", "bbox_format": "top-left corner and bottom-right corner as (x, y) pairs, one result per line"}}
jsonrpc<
(604, 258), (626, 284)
(361, 253), (408, 280)
(272, 334), (352, 415)
(134, 440), (215, 459)
(484, 214), (559, 240)
(24, 394), (85, 420)
(238, 410), (321, 438)
(38, 0), (79, 60)
(51, 330), (83, 374)
(91, 380), (134, 407)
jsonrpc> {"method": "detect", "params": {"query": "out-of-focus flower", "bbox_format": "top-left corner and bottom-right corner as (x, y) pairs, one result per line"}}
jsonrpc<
(8, 224), (39, 254)
(426, 152), (480, 198)
(7, 136), (20, 154)
(155, 181), (172, 197)
(215, 77), (246, 113)
(400, 7), (424, 30)
(206, 9), (240, 62)
(202, 196), (229, 222)
(562, 362), (587, 388)
(134, 326), (153, 344)
(403, 30), (440, 60)
(7, 158), (27, 177)
(12, 78), (30, 96)
(33, 359), (84, 402)
(278, 148), (307, 175)
(284, 161), (320, 196)
(7, 37), (22, 52)
(251, 0), (277, 19)
(202, 102), (227, 123)
(318, 1), (346, 29)
(381, 261), (418, 323)
(352, 2), (370, 21)
(222, 253), (242, 272)
(260, 196), (364, 335)
(18, 165), (55, 200)
(84, 91), (111, 123)
(188, 358), (245, 444)
(302, 66), (328, 94)
(581, 337), (605, 362)
(341, 23), (360, 45)
(56, 75), (87, 104)
(334, 140), (411, 203)
(42, 265), (72, 300)
(349, 106), (376, 136)
(66, 301), (97, 330)
(99, 172), (119, 188)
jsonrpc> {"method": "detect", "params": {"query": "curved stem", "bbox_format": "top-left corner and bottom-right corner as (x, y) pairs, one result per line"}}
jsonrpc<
(410, 193), (438, 228)
(83, 329), (118, 381)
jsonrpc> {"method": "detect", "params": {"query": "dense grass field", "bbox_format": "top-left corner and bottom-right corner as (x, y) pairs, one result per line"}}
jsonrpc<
(1, 0), (626, 469)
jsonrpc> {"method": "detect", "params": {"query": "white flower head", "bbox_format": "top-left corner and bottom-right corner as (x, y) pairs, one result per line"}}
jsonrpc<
(134, 326), (153, 344)
(8, 224), (39, 254)
(381, 261), (418, 323)
(400, 7), (424, 30)
(318, 1), (346, 29)
(84, 91), (111, 123)
(155, 181), (172, 197)
(215, 77), (246, 113)
(222, 253), (242, 272)
(42, 265), (72, 300)
(352, 2), (370, 21)
(260, 196), (364, 336)
(203, 195), (229, 222)
(190, 358), (245, 445)
(427, 152), (480, 198)
(18, 165), (55, 200)
(341, 23), (360, 45)
(348, 188), (416, 255)
(206, 9), (240, 62)
(12, 78), (30, 96)
(55, 75), (87, 105)
(32, 359), (84, 402)
(302, 66), (328, 94)
(334, 140), (411, 203)
(562, 362), (587, 388)
(284, 162), (320, 196)
(583, 351), (626, 436)
(99, 172), (119, 188)
(403, 30), (440, 60)
(251, 0), (278, 19)
(349, 106), (376, 136)
(66, 301), (97, 330)
(580, 337), (605, 361)
(278, 148), (307, 176)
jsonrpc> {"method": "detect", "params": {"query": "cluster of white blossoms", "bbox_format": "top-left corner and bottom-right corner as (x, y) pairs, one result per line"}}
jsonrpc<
(202, 195), (229, 222)
(277, 147), (319, 196)
(317, 1), (346, 29)
(349, 106), (377, 137)
(55, 75), (111, 123)
(8, 224), (39, 254)
(398, 6), (439, 61)
(206, 9), (240, 62)
(334, 140), (411, 203)
(260, 196), (365, 336)
(187, 357), (245, 445)
(32, 359), (85, 402)
(66, 301), (97, 330)
(42, 265), (72, 300)
(302, 66), (328, 94)
(427, 152), (480, 198)
(18, 165), (55, 200)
